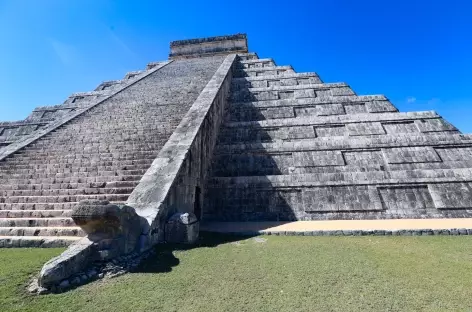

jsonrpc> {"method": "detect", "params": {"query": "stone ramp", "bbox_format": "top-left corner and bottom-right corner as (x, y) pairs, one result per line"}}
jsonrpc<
(201, 219), (472, 236)
(0, 56), (225, 246)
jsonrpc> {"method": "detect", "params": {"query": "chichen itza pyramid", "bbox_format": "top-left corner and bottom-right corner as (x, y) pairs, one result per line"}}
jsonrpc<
(2, 34), (472, 290)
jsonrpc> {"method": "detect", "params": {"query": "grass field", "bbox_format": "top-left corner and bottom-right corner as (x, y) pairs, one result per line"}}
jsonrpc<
(1, 234), (472, 311)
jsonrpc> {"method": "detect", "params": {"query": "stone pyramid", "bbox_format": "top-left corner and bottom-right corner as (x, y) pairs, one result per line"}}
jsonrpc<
(1, 34), (471, 248)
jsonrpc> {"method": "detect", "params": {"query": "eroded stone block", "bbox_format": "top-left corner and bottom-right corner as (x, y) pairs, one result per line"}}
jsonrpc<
(303, 186), (382, 212)
(165, 213), (199, 244)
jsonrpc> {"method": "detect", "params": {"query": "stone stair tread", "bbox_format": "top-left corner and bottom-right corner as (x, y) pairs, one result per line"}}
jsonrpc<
(0, 235), (79, 240)
(0, 236), (80, 247)
(0, 226), (84, 237)
(0, 210), (72, 217)
(0, 202), (124, 210)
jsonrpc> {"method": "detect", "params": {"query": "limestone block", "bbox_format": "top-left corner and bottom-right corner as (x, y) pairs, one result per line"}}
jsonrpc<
(315, 125), (346, 137)
(383, 147), (441, 164)
(253, 91), (279, 101)
(165, 213), (199, 244)
(251, 80), (267, 88)
(429, 183), (472, 209)
(415, 118), (457, 132)
(302, 186), (382, 212)
(264, 107), (295, 119)
(293, 151), (345, 167)
(279, 91), (294, 99)
(382, 121), (419, 134)
(344, 103), (367, 114)
(329, 86), (355, 96)
(435, 146), (472, 162)
(294, 89), (315, 99)
(365, 100), (397, 113)
(278, 78), (297, 86)
(295, 104), (345, 117)
(378, 186), (435, 211)
(343, 150), (385, 167)
(347, 122), (385, 136)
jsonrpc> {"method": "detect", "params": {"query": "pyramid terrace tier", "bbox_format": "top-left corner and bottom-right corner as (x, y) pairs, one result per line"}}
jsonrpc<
(210, 132), (472, 176)
(0, 55), (226, 241)
(234, 65), (295, 78)
(217, 111), (458, 144)
(230, 82), (358, 103)
(231, 72), (323, 91)
(205, 169), (472, 221)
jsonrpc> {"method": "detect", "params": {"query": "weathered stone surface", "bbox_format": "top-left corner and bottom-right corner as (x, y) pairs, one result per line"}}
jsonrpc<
(170, 34), (247, 59)
(165, 212), (199, 244)
(38, 237), (96, 287)
(72, 200), (145, 257)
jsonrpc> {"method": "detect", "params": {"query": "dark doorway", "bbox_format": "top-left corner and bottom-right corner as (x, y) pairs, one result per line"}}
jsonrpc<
(194, 186), (202, 221)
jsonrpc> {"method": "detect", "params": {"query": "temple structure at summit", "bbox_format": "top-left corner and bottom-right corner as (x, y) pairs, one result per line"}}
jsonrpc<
(1, 33), (472, 250)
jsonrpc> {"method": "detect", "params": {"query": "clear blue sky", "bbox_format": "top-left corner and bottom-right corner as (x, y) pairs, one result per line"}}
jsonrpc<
(1, 0), (471, 131)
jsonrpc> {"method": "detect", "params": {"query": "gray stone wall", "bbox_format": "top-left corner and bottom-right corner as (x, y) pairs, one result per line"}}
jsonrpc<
(170, 34), (247, 59)
(204, 55), (472, 222)
(0, 56), (224, 242)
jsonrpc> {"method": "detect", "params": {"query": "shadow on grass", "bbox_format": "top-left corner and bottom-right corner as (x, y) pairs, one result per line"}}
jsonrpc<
(134, 232), (256, 274)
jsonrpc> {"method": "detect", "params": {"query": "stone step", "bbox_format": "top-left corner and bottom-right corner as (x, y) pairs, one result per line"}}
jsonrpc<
(238, 58), (274, 64)
(0, 217), (75, 227)
(0, 210), (72, 218)
(231, 73), (322, 90)
(237, 58), (275, 69)
(225, 101), (395, 123)
(0, 164), (151, 175)
(48, 122), (180, 130)
(229, 94), (393, 110)
(21, 143), (165, 152)
(215, 133), (472, 155)
(4, 155), (156, 164)
(0, 193), (130, 204)
(207, 168), (472, 188)
(11, 148), (157, 156)
(0, 236), (80, 248)
(237, 53), (258, 61)
(234, 66), (295, 78)
(47, 121), (181, 130)
(230, 83), (355, 103)
(0, 227), (84, 237)
(211, 154), (472, 177)
(0, 187), (135, 197)
(0, 202), (124, 211)
(225, 110), (439, 129)
(27, 133), (174, 142)
(1, 174), (142, 185)
(0, 169), (147, 180)
(0, 180), (138, 191)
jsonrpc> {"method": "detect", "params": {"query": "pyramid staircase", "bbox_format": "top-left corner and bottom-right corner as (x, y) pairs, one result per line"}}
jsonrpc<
(0, 56), (225, 247)
(204, 54), (472, 221)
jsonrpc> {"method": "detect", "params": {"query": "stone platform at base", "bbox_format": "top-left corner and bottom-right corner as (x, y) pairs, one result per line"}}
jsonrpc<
(201, 218), (472, 236)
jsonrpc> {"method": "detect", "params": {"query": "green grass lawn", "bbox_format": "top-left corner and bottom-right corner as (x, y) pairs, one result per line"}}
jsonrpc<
(1, 234), (472, 312)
